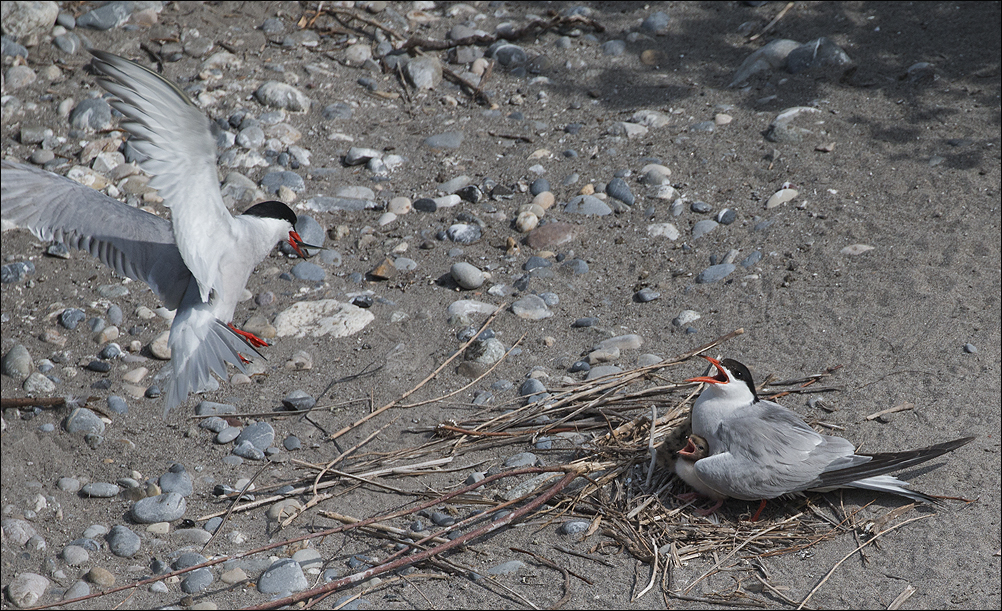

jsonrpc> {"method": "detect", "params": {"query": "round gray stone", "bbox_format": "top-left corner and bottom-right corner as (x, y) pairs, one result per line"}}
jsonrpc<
(258, 558), (309, 594)
(64, 408), (105, 435)
(291, 262), (326, 282)
(2, 344), (32, 380)
(131, 492), (186, 523)
(7, 573), (49, 608)
(451, 262), (485, 289)
(235, 422), (275, 451)
(696, 264), (736, 284)
(422, 131), (464, 149)
(559, 520), (590, 535)
(80, 482), (120, 498)
(216, 426), (241, 444)
(106, 525), (140, 557)
(159, 464), (193, 497)
(181, 568), (214, 594)
(503, 452), (539, 468)
(691, 219), (718, 239)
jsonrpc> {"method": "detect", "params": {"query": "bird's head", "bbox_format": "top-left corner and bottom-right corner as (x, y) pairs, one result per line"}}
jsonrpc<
(242, 200), (321, 258)
(686, 355), (759, 403)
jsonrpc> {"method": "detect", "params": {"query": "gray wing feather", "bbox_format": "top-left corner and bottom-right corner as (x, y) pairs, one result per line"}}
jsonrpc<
(810, 437), (975, 490)
(89, 50), (232, 304)
(695, 401), (858, 500)
(1, 160), (191, 309)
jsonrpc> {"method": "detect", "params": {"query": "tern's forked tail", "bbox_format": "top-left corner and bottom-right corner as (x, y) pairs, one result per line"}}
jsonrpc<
(161, 307), (261, 416)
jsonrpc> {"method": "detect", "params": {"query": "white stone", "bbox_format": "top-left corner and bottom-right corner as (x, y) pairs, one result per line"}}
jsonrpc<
(647, 223), (680, 240)
(765, 188), (798, 209)
(273, 300), (374, 338)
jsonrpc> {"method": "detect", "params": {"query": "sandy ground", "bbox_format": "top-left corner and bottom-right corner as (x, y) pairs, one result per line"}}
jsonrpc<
(2, 2), (1000, 609)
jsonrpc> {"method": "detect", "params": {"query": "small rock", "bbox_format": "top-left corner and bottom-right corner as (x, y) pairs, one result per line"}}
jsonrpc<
(559, 521), (590, 535)
(672, 310), (701, 327)
(235, 422), (275, 451)
(606, 178), (635, 205)
(564, 195), (612, 216)
(23, 372), (56, 394)
(180, 568), (213, 594)
(2, 344), (32, 380)
(691, 219), (718, 239)
(404, 55), (442, 90)
(423, 131), (464, 149)
(511, 295), (552, 320)
(254, 81), (311, 112)
(840, 244), (874, 256)
(647, 223), (680, 240)
(282, 390), (316, 411)
(526, 222), (577, 249)
(766, 188), (799, 209)
(106, 525), (141, 557)
(85, 567), (115, 588)
(741, 251), (763, 267)
(80, 482), (120, 498)
(159, 464), (194, 497)
(291, 262), (326, 282)
(131, 493), (187, 523)
(64, 408), (105, 435)
(7, 573), (49, 608)
(451, 262), (485, 290)
(730, 38), (801, 87)
(635, 288), (660, 302)
(63, 580), (90, 600)
(446, 223), (481, 244)
(195, 401), (237, 416)
(69, 98), (113, 131)
(258, 558), (309, 593)
(696, 264), (736, 284)
(504, 452), (540, 468)
(62, 544), (89, 565)
(1, 261), (35, 284)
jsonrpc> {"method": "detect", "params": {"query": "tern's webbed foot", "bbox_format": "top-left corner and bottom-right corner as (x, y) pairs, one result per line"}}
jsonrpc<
(228, 323), (270, 348)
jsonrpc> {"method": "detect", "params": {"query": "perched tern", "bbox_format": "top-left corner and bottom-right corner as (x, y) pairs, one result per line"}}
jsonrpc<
(677, 356), (974, 518)
(1, 50), (316, 414)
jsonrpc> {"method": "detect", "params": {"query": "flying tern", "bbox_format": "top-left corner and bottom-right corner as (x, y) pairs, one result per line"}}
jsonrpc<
(676, 356), (974, 518)
(1, 50), (317, 414)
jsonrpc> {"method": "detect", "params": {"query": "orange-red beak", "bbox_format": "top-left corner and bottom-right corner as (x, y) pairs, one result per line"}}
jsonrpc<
(288, 230), (320, 258)
(686, 355), (729, 385)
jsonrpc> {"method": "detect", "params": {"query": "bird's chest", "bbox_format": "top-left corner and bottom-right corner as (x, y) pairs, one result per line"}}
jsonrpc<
(691, 396), (736, 443)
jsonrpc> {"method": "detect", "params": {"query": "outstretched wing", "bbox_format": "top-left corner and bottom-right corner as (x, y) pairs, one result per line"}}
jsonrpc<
(90, 50), (232, 303)
(1, 160), (191, 309)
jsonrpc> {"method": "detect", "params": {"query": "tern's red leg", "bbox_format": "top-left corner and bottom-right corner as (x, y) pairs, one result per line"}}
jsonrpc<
(749, 499), (768, 522)
(228, 323), (269, 348)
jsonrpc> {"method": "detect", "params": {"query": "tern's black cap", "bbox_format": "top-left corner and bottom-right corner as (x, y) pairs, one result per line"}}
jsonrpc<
(242, 200), (297, 227)
(721, 358), (758, 401)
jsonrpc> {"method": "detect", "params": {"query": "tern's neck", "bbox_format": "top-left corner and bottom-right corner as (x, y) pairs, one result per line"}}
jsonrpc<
(690, 385), (754, 440)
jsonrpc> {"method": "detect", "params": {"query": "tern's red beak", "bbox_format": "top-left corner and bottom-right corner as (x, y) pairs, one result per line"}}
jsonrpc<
(686, 355), (729, 385)
(288, 230), (315, 259)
